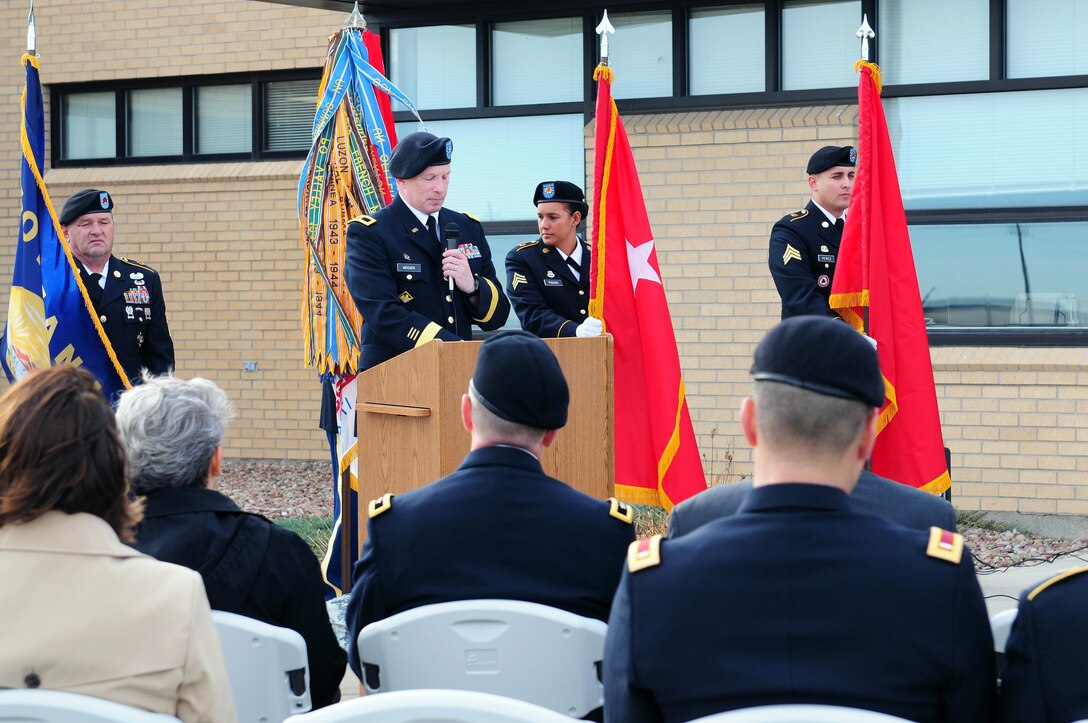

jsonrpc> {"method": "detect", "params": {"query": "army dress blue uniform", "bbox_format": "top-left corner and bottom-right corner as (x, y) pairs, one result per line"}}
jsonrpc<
(604, 483), (996, 723)
(505, 237), (591, 337)
(345, 196), (509, 371)
(82, 255), (174, 384)
(998, 565), (1088, 723)
(768, 200), (843, 319)
(344, 445), (635, 680)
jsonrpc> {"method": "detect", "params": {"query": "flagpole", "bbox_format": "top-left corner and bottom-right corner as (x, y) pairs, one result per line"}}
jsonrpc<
(596, 10), (615, 65)
(27, 1), (35, 55)
(344, 0), (365, 30)
(855, 16), (875, 341)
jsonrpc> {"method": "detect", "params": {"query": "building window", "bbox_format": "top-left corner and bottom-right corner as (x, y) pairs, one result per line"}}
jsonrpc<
(878, 0), (989, 85)
(61, 92), (115, 160)
(1007, 0), (1088, 79)
(781, 0), (860, 90)
(54, 72), (319, 165)
(389, 25), (476, 110)
(492, 18), (582, 106)
(690, 5), (765, 95)
(196, 84), (252, 155)
(609, 11), (673, 100)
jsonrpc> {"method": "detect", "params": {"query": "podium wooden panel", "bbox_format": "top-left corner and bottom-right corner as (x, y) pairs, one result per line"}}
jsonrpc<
(353, 335), (614, 554)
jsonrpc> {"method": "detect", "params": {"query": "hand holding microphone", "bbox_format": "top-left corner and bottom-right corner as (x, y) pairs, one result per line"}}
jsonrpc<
(441, 222), (476, 294)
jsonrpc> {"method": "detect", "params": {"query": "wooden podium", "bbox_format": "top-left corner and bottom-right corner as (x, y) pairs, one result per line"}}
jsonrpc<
(351, 335), (614, 558)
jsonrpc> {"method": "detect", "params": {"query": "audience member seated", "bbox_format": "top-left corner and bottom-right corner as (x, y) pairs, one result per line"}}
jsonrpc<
(603, 317), (996, 723)
(998, 565), (1088, 722)
(116, 374), (347, 709)
(668, 468), (957, 538)
(0, 366), (236, 722)
(345, 330), (635, 682)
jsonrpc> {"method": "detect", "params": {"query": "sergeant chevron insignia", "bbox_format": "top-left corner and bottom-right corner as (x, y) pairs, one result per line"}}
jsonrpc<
(782, 245), (803, 265)
(512, 272), (528, 290)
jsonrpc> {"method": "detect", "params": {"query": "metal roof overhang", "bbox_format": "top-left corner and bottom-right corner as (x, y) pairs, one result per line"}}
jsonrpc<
(260, 0), (660, 25)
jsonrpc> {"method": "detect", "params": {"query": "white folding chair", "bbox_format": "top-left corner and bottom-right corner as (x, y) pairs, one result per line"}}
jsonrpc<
(356, 599), (606, 718)
(990, 608), (1018, 654)
(0, 689), (180, 722)
(290, 689), (574, 722)
(688, 704), (914, 722)
(212, 610), (312, 722)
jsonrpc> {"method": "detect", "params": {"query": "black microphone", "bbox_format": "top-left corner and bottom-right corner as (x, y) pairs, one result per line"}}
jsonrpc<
(445, 222), (461, 293)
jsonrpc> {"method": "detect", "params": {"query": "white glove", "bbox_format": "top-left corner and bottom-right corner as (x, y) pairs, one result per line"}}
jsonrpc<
(576, 316), (604, 338)
(862, 333), (877, 351)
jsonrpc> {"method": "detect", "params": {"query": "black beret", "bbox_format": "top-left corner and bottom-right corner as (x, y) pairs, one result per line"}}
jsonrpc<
(388, 131), (452, 179)
(60, 189), (114, 225)
(471, 330), (569, 430)
(751, 316), (884, 408)
(806, 145), (857, 175)
(534, 180), (588, 216)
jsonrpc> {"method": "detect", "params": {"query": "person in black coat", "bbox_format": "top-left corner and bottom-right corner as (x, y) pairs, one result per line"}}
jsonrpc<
(59, 189), (174, 383)
(998, 565), (1088, 723)
(344, 132), (509, 371)
(505, 181), (600, 338)
(668, 469), (957, 538)
(345, 330), (634, 680)
(604, 316), (995, 723)
(116, 375), (346, 710)
(768, 146), (856, 318)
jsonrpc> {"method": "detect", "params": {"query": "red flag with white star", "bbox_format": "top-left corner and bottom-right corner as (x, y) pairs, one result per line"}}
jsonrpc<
(589, 65), (707, 509)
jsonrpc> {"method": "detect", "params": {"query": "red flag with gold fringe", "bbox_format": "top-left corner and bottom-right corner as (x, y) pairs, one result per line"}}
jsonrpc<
(829, 61), (950, 494)
(589, 64), (706, 509)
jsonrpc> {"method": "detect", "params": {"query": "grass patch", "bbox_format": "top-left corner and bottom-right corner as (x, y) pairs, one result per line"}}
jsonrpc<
(276, 516), (333, 558)
(956, 509), (1019, 534)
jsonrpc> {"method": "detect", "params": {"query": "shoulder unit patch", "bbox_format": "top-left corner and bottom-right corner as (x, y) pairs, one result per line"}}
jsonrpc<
(608, 497), (634, 524)
(367, 493), (394, 519)
(926, 527), (963, 564)
(350, 215), (377, 227)
(627, 535), (663, 572)
(1027, 565), (1088, 601)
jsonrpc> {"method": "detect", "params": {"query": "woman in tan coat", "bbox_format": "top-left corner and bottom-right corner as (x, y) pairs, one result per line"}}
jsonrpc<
(0, 365), (237, 723)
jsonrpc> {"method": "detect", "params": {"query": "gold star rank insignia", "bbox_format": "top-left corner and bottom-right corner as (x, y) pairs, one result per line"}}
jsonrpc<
(782, 245), (802, 265)
(512, 272), (528, 290)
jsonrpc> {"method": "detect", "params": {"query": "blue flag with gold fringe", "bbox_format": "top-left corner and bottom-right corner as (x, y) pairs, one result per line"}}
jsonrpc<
(1, 53), (128, 400)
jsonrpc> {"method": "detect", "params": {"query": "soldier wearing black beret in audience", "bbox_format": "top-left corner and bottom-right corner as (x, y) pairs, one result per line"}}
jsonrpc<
(768, 145), (856, 319)
(998, 565), (1088, 723)
(505, 181), (601, 338)
(60, 189), (174, 384)
(344, 131), (509, 371)
(604, 316), (995, 723)
(345, 331), (635, 689)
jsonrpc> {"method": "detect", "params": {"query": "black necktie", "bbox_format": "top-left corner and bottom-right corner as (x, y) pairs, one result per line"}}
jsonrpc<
(565, 256), (581, 276)
(426, 216), (441, 252)
(85, 272), (103, 304)
(835, 217), (845, 232)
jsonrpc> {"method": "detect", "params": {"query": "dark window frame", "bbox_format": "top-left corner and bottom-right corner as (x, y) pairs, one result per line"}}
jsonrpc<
(50, 68), (321, 167)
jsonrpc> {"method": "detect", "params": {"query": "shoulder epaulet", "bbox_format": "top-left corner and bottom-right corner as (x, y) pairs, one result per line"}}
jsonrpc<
(1027, 565), (1088, 601)
(367, 493), (394, 519)
(119, 257), (156, 273)
(514, 240), (540, 252)
(925, 527), (963, 564)
(464, 212), (482, 224)
(788, 208), (809, 222)
(627, 535), (662, 573)
(608, 497), (634, 524)
(349, 215), (377, 227)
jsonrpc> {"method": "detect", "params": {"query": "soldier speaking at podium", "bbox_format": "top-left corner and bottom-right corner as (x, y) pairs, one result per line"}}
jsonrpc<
(345, 132), (509, 371)
(505, 181), (600, 338)
(768, 145), (856, 319)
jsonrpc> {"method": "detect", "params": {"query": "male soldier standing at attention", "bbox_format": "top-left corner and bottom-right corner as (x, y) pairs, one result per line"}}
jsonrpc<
(768, 145), (856, 319)
(344, 131), (509, 370)
(60, 189), (174, 384)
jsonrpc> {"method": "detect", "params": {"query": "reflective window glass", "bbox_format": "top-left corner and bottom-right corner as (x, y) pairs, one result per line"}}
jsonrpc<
(878, 0), (988, 84)
(493, 19), (582, 105)
(609, 11), (673, 99)
(128, 88), (182, 157)
(395, 114), (584, 222)
(781, 0), (860, 90)
(1008, 0), (1088, 78)
(914, 222), (1088, 328)
(264, 78), (318, 153)
(390, 25), (476, 110)
(886, 88), (1088, 210)
(61, 92), (115, 160)
(690, 5), (766, 95)
(196, 84), (251, 155)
